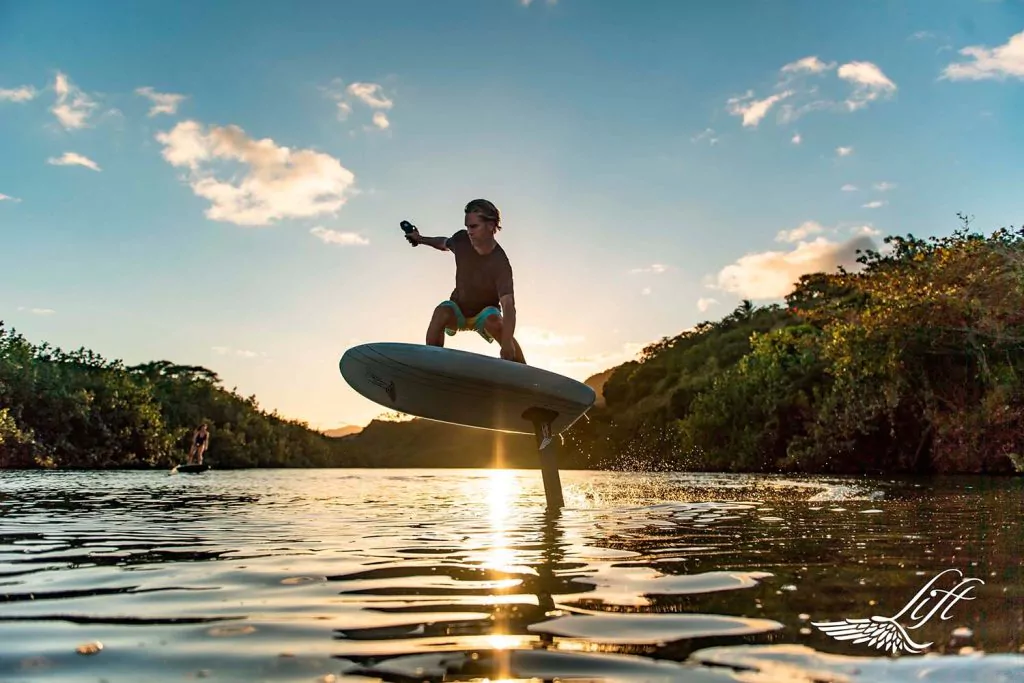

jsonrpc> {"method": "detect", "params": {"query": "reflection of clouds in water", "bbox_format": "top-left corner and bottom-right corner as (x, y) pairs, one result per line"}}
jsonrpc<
(336, 646), (706, 679)
(570, 567), (774, 607)
(527, 610), (783, 644)
(1, 469), (1019, 682)
(690, 644), (1024, 682)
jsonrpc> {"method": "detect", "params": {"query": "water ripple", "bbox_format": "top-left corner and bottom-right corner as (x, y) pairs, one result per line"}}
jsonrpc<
(0, 468), (1020, 682)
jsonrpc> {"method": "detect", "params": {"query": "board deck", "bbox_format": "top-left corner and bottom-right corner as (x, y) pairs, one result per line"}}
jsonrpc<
(339, 342), (596, 436)
(176, 464), (210, 474)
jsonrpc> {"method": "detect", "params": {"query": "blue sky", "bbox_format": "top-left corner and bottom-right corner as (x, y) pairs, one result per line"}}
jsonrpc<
(2, 0), (1022, 430)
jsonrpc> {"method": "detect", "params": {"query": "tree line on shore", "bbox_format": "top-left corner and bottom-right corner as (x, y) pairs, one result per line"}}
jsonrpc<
(2, 216), (1021, 475)
(571, 215), (1024, 475)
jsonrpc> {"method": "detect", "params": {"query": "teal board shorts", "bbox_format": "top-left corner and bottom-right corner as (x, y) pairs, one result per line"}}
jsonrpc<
(440, 300), (501, 343)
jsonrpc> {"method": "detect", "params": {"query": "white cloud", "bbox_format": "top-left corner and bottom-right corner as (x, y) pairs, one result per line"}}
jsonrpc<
(0, 86), (36, 103)
(135, 86), (187, 117)
(155, 120), (357, 226)
(863, 200), (886, 209)
(778, 99), (836, 124)
(727, 89), (794, 127)
(641, 287), (652, 296)
(791, 133), (802, 144)
(697, 297), (718, 312)
(322, 79), (395, 129)
(851, 225), (882, 237)
(17, 306), (55, 315)
(47, 152), (101, 171)
(514, 326), (584, 347)
(310, 226), (369, 245)
(346, 82), (393, 110)
(713, 234), (876, 300)
(630, 263), (669, 274)
(692, 128), (719, 145)
(910, 30), (937, 41)
(837, 61), (898, 110)
(730, 56), (898, 128)
(942, 30), (1024, 81)
(776, 220), (824, 243)
(841, 184), (858, 191)
(0, 193), (21, 202)
(873, 181), (897, 191)
(51, 72), (98, 130)
(836, 146), (854, 157)
(335, 101), (353, 121)
(780, 56), (837, 74)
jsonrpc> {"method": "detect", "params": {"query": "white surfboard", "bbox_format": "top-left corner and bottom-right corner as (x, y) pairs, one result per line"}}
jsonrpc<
(339, 342), (596, 437)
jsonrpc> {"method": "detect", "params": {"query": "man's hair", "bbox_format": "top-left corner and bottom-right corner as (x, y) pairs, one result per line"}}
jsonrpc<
(465, 198), (501, 229)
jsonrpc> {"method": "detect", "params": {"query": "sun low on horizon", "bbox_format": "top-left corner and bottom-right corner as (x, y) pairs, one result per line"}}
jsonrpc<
(2, 1), (1022, 431)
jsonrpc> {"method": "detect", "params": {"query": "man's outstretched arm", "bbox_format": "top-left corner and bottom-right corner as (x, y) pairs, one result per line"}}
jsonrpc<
(407, 227), (450, 251)
(416, 235), (450, 251)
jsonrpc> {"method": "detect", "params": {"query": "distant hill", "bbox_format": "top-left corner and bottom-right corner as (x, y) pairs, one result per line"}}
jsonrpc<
(323, 424), (363, 438)
(583, 368), (614, 407)
(329, 416), (589, 469)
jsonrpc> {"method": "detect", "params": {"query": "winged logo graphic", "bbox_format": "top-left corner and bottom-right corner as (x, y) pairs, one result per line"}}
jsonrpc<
(810, 615), (931, 654)
(812, 568), (983, 655)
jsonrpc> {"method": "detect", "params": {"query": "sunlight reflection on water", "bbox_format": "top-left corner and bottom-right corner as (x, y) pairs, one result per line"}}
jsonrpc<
(0, 468), (1021, 682)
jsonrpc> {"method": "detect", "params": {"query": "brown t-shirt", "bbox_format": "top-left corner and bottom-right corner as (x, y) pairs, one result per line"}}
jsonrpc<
(445, 229), (514, 317)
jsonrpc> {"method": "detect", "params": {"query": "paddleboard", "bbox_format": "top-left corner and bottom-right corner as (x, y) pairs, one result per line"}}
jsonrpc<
(339, 342), (596, 437)
(176, 464), (210, 474)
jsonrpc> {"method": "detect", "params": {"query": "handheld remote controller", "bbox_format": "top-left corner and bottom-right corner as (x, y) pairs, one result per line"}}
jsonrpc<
(400, 220), (418, 247)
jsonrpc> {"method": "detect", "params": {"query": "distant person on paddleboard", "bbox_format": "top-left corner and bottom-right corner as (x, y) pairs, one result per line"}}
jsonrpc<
(187, 423), (209, 465)
(402, 199), (526, 364)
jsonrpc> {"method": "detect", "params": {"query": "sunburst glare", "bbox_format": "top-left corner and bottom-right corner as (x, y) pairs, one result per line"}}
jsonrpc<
(485, 468), (519, 574)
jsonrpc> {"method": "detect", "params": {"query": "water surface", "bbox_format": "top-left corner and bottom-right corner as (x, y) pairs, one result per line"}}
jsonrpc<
(1, 468), (1021, 681)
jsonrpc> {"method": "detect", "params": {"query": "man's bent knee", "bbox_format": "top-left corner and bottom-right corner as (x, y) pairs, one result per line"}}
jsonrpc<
(482, 313), (503, 337)
(427, 305), (455, 345)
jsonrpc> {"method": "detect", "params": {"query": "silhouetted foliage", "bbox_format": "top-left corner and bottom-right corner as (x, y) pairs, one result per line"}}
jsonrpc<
(563, 214), (1024, 475)
(0, 324), (576, 471)
(0, 326), (354, 469)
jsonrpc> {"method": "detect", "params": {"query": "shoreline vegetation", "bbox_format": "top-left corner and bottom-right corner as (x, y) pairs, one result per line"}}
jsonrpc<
(3, 218), (1023, 475)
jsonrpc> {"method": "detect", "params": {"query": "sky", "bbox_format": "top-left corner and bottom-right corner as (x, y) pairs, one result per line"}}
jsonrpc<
(2, 0), (1023, 431)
